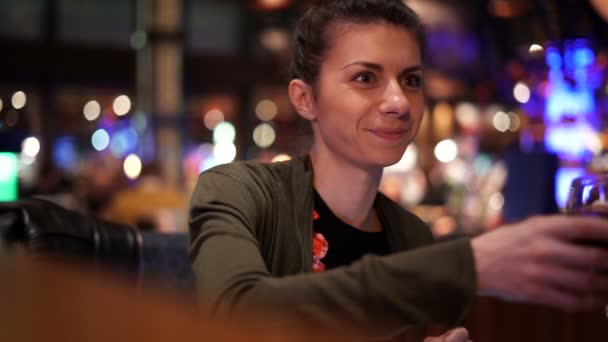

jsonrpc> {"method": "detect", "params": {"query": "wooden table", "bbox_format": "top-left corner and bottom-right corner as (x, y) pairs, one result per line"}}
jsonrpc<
(0, 249), (334, 342)
(2, 247), (606, 341)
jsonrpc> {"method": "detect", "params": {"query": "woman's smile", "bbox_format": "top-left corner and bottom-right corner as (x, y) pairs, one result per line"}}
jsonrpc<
(366, 127), (409, 143)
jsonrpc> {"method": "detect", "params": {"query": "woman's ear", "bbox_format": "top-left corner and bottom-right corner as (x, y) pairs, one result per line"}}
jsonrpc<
(288, 79), (317, 121)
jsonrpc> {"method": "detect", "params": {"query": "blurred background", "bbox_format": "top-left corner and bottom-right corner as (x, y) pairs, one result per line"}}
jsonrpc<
(0, 0), (607, 237)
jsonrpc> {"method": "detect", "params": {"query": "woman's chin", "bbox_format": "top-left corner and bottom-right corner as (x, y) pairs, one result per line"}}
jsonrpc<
(366, 151), (405, 169)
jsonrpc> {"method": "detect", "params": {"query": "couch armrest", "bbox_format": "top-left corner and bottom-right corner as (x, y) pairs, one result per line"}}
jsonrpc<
(0, 198), (142, 273)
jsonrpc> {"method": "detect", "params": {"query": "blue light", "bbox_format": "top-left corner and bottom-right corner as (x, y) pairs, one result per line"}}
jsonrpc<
(555, 167), (586, 208)
(545, 124), (587, 159)
(92, 129), (110, 151)
(199, 156), (220, 172)
(110, 128), (138, 157)
(544, 41), (597, 159)
(131, 112), (148, 133)
(53, 136), (78, 171)
(546, 48), (562, 69)
(573, 47), (593, 68)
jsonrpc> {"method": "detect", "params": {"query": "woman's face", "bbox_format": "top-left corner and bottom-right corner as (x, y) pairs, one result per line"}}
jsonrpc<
(310, 22), (424, 169)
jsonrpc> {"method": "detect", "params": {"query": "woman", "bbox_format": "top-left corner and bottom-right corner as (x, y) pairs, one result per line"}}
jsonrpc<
(190, 0), (608, 340)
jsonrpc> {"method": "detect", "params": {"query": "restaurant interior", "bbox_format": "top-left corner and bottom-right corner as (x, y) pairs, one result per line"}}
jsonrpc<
(1, 0), (608, 341)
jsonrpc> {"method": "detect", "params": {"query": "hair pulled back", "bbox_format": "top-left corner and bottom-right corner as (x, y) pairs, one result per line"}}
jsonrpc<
(290, 0), (425, 85)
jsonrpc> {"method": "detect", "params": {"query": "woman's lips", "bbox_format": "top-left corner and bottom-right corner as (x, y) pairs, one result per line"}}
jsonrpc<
(368, 128), (408, 142)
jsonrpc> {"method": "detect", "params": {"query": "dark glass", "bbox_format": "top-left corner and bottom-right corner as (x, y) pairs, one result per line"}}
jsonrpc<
(567, 174), (608, 248)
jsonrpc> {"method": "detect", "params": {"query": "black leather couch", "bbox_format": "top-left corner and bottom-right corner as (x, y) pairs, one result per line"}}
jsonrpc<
(0, 198), (195, 292)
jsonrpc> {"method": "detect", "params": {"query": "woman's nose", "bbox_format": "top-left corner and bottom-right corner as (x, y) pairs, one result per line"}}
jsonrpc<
(379, 80), (409, 117)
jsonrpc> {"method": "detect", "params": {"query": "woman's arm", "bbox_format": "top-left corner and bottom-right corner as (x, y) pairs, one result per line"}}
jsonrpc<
(189, 169), (476, 338)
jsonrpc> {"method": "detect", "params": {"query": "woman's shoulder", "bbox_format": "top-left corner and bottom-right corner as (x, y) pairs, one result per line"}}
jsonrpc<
(198, 155), (312, 191)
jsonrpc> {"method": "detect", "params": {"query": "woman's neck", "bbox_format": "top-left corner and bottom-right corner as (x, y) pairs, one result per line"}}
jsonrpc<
(310, 146), (383, 232)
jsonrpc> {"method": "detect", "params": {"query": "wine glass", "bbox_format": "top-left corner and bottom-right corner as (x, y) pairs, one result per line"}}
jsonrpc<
(566, 173), (608, 224)
(566, 173), (608, 318)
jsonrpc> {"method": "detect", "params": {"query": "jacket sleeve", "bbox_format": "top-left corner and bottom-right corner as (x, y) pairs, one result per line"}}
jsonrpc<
(189, 169), (477, 338)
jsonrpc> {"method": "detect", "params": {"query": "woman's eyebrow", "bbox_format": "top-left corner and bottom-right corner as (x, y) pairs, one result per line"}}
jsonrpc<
(342, 62), (423, 73)
(401, 65), (423, 73)
(342, 61), (383, 71)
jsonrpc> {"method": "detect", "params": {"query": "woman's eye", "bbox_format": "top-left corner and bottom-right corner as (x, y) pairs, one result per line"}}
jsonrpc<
(402, 74), (422, 88)
(354, 73), (375, 83)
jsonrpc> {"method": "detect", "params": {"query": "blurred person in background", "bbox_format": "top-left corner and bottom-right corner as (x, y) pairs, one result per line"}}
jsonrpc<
(103, 163), (188, 232)
(189, 0), (608, 340)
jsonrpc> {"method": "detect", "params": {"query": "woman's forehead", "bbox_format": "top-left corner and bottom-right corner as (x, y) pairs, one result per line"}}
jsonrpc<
(323, 22), (422, 67)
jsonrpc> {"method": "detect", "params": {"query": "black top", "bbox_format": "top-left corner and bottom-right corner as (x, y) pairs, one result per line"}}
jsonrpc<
(313, 189), (390, 270)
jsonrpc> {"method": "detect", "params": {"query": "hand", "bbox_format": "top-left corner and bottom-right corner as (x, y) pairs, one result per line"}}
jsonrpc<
(424, 327), (470, 342)
(472, 215), (608, 311)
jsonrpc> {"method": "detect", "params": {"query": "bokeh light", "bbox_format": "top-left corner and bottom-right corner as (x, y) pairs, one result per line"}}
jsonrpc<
(213, 121), (236, 144)
(92, 129), (110, 151)
(434, 139), (458, 163)
(513, 82), (531, 103)
(113, 95), (132, 116)
(130, 30), (147, 50)
(83, 100), (101, 121)
(455, 102), (481, 129)
(255, 99), (278, 121)
(0, 152), (18, 201)
(585, 133), (603, 155)
(271, 154), (292, 162)
(258, 0), (290, 10)
(204, 109), (225, 130)
(529, 44), (544, 54)
(53, 137), (78, 171)
(213, 142), (237, 164)
(110, 128), (138, 157)
(489, 193), (505, 211)
(132, 112), (148, 132)
(0, 98), (3, 112)
(21, 137), (41, 158)
(508, 112), (521, 132)
(11, 91), (27, 109)
(20, 153), (36, 166)
(252, 123), (276, 148)
(492, 111), (511, 132)
(260, 29), (290, 53)
(123, 154), (142, 180)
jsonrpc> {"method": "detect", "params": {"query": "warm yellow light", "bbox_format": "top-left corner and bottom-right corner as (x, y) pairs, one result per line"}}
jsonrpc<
(204, 109), (224, 130)
(123, 154), (142, 180)
(83, 100), (101, 121)
(258, 0), (289, 10)
(508, 112), (521, 132)
(11, 91), (27, 109)
(493, 111), (511, 132)
(255, 99), (278, 121)
(21, 137), (41, 158)
(213, 142), (237, 164)
(529, 44), (544, 54)
(513, 82), (531, 104)
(113, 95), (132, 116)
(271, 154), (291, 162)
(455, 102), (481, 129)
(489, 193), (505, 211)
(253, 123), (276, 148)
(434, 139), (458, 163)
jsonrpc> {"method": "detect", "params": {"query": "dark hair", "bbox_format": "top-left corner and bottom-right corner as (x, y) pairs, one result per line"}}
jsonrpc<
(290, 0), (426, 85)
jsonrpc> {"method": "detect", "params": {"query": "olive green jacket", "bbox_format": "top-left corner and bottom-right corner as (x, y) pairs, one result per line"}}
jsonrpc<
(189, 155), (476, 337)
